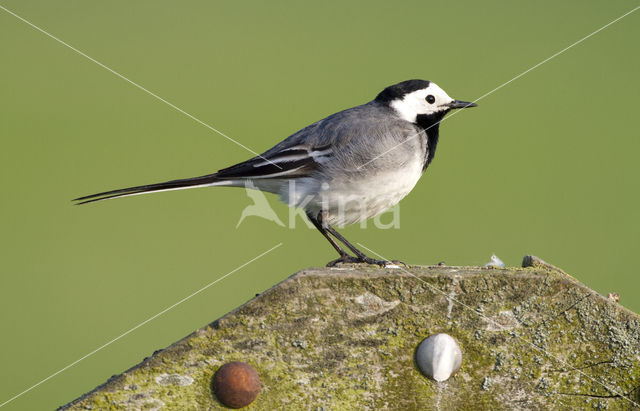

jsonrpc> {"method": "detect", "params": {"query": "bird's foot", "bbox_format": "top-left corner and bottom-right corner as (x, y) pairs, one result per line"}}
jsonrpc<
(359, 256), (390, 267)
(326, 255), (406, 268)
(326, 255), (364, 267)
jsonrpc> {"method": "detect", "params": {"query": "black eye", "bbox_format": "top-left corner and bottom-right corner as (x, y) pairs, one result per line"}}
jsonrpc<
(426, 95), (435, 104)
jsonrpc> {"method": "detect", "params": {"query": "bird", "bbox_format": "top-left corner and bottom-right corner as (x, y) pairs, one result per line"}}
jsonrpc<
(74, 79), (477, 266)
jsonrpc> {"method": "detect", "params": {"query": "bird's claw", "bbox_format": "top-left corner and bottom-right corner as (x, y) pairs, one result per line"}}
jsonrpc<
(326, 255), (363, 267)
(326, 255), (406, 268)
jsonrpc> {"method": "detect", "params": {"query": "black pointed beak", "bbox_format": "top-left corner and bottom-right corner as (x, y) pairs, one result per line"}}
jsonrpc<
(449, 100), (477, 109)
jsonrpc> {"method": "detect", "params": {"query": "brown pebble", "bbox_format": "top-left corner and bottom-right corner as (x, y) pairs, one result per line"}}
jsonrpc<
(607, 292), (620, 303)
(213, 361), (260, 408)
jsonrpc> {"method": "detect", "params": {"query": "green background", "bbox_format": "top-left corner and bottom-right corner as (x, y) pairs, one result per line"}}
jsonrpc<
(1, 1), (638, 409)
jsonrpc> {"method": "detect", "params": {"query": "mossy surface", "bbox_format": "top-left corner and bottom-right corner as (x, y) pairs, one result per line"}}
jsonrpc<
(59, 263), (640, 410)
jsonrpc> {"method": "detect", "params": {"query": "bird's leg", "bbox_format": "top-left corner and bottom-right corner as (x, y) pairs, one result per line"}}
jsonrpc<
(308, 212), (388, 267)
(323, 225), (389, 267)
(306, 212), (359, 265)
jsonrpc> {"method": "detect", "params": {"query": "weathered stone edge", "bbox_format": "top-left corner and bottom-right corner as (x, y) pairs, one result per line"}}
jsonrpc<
(58, 261), (636, 409)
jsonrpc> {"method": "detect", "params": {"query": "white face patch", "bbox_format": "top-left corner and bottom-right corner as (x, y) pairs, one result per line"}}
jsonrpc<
(389, 82), (455, 123)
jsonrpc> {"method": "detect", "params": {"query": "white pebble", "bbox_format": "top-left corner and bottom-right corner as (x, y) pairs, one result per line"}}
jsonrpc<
(415, 333), (462, 382)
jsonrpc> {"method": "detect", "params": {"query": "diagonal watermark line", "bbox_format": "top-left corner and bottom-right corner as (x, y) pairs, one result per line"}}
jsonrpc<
(356, 242), (640, 407)
(0, 4), (282, 169)
(357, 5), (640, 170)
(0, 242), (283, 409)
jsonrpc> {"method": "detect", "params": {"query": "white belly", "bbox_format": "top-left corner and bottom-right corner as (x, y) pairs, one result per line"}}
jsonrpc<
(279, 155), (424, 227)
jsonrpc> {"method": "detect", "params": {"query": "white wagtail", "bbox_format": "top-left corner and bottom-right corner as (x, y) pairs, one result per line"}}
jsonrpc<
(75, 79), (476, 266)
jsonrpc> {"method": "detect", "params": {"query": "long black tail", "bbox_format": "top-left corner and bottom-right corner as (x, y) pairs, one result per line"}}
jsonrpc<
(73, 173), (224, 205)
